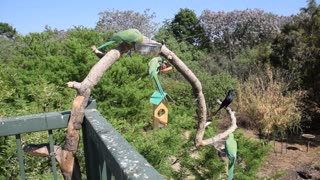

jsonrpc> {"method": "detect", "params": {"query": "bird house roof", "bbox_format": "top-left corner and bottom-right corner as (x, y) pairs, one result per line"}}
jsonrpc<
(150, 91), (173, 105)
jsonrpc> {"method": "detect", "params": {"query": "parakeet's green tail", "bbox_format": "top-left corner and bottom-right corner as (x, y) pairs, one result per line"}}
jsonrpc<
(228, 159), (235, 180)
(97, 40), (116, 50)
(225, 133), (237, 180)
(153, 76), (165, 96)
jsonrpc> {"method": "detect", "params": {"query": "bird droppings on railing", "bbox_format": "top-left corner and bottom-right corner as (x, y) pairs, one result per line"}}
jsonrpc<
(133, 173), (139, 178)
(120, 161), (128, 167)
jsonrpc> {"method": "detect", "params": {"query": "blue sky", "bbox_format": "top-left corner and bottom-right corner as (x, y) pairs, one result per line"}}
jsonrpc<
(0, 0), (313, 35)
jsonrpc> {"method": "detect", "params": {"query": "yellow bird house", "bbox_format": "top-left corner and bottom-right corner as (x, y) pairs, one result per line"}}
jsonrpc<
(150, 91), (173, 129)
(153, 101), (168, 128)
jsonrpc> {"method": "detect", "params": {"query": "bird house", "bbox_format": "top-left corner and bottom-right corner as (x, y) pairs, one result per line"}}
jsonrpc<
(153, 101), (168, 128)
(150, 91), (173, 128)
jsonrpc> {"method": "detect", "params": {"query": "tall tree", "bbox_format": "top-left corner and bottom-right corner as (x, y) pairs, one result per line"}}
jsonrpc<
(200, 9), (289, 58)
(0, 22), (17, 38)
(170, 8), (209, 48)
(95, 9), (158, 38)
(270, 1), (320, 131)
(301, 0), (318, 15)
(271, 2), (320, 88)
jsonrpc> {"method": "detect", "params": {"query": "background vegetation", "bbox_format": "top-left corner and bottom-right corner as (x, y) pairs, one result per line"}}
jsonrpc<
(0, 0), (319, 179)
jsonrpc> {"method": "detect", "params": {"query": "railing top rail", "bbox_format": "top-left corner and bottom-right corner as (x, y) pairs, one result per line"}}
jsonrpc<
(85, 109), (164, 179)
(0, 111), (71, 136)
(0, 99), (97, 137)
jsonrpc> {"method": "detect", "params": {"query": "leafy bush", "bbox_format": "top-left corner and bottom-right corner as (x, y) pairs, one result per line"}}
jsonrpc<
(237, 66), (302, 137)
(234, 130), (271, 179)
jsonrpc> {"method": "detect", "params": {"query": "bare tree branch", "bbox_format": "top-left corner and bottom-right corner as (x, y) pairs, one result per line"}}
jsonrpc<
(61, 42), (132, 179)
(23, 143), (80, 179)
(202, 99), (238, 148)
(160, 45), (208, 146)
(142, 36), (237, 147)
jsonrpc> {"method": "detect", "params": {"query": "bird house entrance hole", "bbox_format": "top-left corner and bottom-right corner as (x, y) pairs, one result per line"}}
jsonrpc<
(157, 109), (166, 117)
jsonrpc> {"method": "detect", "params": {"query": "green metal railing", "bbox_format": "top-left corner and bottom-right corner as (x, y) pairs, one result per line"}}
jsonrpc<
(0, 110), (70, 179)
(0, 100), (163, 180)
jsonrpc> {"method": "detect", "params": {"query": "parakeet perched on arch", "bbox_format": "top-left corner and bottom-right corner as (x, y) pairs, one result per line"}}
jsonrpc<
(97, 28), (143, 50)
(225, 133), (237, 180)
(148, 57), (164, 96)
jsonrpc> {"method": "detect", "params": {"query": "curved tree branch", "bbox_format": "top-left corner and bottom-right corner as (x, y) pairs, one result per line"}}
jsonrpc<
(141, 37), (237, 148)
(61, 43), (132, 180)
(142, 37), (208, 146)
(160, 45), (208, 146)
(202, 99), (237, 148)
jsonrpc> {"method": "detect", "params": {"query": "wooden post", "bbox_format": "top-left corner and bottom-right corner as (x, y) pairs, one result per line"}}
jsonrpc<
(302, 134), (315, 153)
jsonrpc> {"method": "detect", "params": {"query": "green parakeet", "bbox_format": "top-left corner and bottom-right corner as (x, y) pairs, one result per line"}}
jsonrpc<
(97, 28), (143, 50)
(225, 133), (237, 180)
(148, 57), (165, 96)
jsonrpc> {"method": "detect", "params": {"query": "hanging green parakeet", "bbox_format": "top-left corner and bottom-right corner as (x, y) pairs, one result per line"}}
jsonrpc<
(97, 28), (143, 50)
(225, 133), (237, 180)
(148, 57), (165, 96)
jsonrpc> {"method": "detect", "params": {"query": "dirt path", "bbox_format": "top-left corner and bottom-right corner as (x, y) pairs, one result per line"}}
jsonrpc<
(243, 130), (320, 179)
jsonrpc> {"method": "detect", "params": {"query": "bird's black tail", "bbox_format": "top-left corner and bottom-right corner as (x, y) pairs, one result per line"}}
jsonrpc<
(213, 107), (223, 116)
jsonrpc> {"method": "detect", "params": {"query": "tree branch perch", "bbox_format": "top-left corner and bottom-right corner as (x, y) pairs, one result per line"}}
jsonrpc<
(202, 99), (238, 148)
(142, 37), (237, 147)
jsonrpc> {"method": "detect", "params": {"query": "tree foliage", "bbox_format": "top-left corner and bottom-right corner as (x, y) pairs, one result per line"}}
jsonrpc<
(170, 8), (210, 48)
(0, 22), (17, 38)
(96, 9), (158, 37)
(200, 9), (289, 58)
(270, 0), (320, 130)
(271, 2), (320, 89)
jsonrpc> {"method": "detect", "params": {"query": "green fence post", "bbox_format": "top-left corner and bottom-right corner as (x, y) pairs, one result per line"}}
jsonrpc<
(48, 129), (58, 180)
(15, 134), (25, 180)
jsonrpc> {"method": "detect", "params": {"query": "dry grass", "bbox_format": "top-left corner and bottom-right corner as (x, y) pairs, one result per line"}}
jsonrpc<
(237, 66), (302, 137)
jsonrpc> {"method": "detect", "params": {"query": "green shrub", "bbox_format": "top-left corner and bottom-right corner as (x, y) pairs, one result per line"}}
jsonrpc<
(234, 130), (271, 179)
